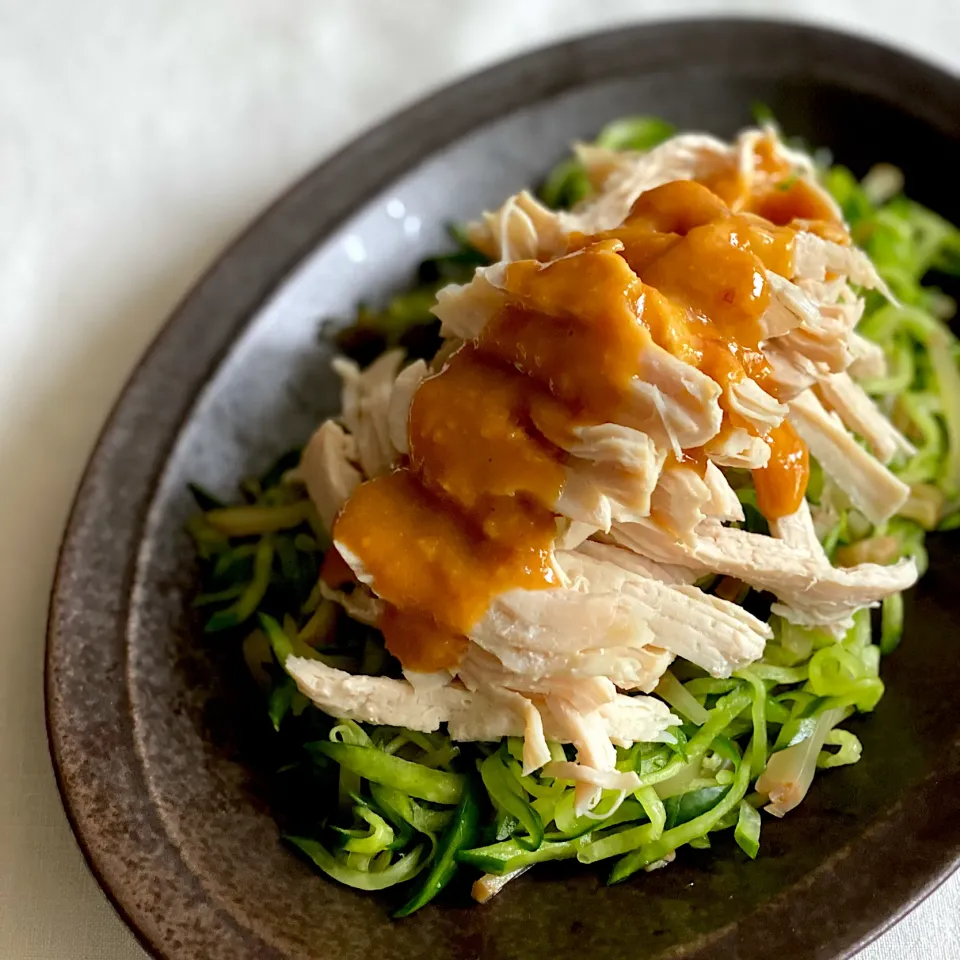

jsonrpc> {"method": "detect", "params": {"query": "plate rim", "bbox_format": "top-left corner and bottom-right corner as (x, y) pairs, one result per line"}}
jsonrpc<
(45, 16), (960, 960)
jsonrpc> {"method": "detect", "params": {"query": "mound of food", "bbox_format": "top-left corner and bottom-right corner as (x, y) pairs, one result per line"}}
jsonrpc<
(189, 116), (960, 913)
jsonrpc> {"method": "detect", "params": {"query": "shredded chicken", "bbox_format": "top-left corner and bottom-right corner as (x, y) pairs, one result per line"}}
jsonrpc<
(554, 551), (770, 678)
(556, 519), (601, 550)
(815, 372), (915, 464)
(432, 264), (508, 340)
(467, 190), (569, 262)
(792, 232), (894, 299)
(469, 128), (837, 264)
(466, 134), (737, 262)
(789, 390), (910, 524)
(648, 464), (715, 543)
(300, 421), (362, 530)
(574, 539), (700, 585)
(387, 359), (428, 454)
(333, 350), (405, 478)
(769, 499), (826, 558)
(847, 331), (888, 380)
(612, 518), (917, 626)
(767, 502), (853, 635)
(703, 461), (746, 523)
(762, 340), (821, 402)
(728, 378), (787, 433)
(286, 655), (678, 749)
(704, 426), (771, 469)
(294, 125), (919, 801)
(318, 580), (382, 626)
(761, 272), (825, 339)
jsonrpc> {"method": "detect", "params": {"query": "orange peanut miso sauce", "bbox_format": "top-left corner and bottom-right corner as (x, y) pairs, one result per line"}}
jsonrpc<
(753, 420), (810, 520)
(333, 161), (838, 671)
(705, 130), (842, 229)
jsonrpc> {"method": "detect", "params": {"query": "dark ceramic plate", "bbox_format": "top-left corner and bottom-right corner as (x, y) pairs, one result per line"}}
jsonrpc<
(46, 18), (960, 960)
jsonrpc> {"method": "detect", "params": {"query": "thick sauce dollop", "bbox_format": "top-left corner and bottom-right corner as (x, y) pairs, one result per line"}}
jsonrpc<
(753, 420), (811, 522)
(333, 150), (841, 671)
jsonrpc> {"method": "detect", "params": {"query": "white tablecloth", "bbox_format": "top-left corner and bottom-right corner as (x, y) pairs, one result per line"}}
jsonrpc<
(2, 1), (958, 957)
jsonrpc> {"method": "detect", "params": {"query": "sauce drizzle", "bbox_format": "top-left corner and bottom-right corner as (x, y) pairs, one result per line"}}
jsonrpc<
(333, 154), (842, 670)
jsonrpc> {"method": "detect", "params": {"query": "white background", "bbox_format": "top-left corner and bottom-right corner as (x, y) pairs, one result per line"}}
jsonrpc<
(1, 1), (958, 957)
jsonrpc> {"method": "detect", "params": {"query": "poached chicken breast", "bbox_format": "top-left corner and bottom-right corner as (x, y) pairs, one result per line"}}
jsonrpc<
(294, 126), (918, 811)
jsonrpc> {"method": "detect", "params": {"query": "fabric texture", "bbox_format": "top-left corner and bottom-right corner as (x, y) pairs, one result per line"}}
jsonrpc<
(1, 0), (957, 957)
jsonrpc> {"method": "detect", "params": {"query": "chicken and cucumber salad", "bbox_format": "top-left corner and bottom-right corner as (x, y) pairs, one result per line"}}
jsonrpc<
(188, 114), (960, 914)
